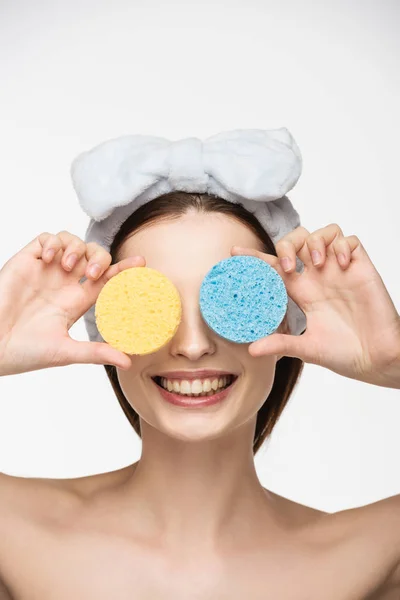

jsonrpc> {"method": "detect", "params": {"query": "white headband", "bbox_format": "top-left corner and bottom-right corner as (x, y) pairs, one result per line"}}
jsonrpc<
(70, 127), (307, 344)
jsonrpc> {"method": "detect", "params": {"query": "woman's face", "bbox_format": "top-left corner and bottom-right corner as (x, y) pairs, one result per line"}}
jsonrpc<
(116, 210), (287, 442)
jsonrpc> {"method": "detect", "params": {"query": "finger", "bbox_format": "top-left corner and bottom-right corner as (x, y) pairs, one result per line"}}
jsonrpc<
(248, 330), (308, 361)
(332, 238), (351, 269)
(275, 224), (346, 272)
(274, 226), (311, 272)
(84, 242), (112, 280)
(27, 232), (63, 261)
(231, 245), (280, 269)
(23, 232), (81, 262)
(33, 231), (85, 270)
(59, 338), (132, 370)
(230, 246), (298, 282)
(42, 236), (64, 262)
(37, 232), (111, 281)
(332, 234), (362, 269)
(304, 223), (345, 268)
(79, 255), (146, 312)
(101, 255), (147, 284)
(57, 236), (115, 282)
(54, 231), (90, 273)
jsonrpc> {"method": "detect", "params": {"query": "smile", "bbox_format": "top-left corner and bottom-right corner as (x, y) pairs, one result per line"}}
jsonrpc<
(151, 375), (239, 408)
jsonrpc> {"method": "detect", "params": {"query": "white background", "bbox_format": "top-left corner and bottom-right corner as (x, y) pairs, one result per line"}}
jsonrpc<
(0, 0), (398, 513)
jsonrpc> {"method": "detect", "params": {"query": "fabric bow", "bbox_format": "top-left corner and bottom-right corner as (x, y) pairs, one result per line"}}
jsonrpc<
(70, 127), (307, 339)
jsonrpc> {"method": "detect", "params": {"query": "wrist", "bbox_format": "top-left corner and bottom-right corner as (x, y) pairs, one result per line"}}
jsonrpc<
(374, 353), (400, 389)
(371, 316), (400, 389)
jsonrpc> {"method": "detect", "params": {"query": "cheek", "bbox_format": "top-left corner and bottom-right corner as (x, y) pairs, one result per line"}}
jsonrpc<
(116, 369), (170, 432)
(116, 369), (147, 413)
(246, 358), (277, 407)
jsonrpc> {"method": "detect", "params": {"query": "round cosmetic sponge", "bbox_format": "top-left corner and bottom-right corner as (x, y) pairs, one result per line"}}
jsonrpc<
(199, 255), (287, 343)
(95, 267), (182, 355)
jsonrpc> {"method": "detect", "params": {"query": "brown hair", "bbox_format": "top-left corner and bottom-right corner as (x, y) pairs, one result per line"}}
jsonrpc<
(103, 192), (304, 455)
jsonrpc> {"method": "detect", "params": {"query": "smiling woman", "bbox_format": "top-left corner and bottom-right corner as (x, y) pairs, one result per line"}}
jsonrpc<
(103, 191), (305, 454)
(0, 139), (399, 597)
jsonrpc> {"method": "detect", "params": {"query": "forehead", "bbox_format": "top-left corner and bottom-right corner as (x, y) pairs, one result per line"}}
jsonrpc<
(117, 211), (265, 285)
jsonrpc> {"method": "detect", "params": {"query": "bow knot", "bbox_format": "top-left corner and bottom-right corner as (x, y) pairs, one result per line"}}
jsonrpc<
(70, 127), (307, 339)
(71, 128), (302, 222)
(167, 137), (208, 192)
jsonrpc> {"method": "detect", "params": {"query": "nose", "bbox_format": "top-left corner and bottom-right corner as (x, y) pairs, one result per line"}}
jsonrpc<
(168, 297), (217, 361)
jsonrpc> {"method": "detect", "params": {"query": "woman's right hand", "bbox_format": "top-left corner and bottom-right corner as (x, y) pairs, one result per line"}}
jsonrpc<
(0, 231), (146, 376)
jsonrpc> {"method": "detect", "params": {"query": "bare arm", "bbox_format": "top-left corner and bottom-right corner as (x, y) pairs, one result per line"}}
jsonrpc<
(388, 538), (400, 590)
(0, 475), (14, 600)
(377, 494), (400, 594)
(0, 576), (12, 600)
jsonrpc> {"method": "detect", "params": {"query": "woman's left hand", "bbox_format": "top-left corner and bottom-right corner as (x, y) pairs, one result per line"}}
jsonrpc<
(231, 223), (400, 388)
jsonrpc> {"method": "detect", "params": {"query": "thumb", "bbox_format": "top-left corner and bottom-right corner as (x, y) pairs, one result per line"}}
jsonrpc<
(248, 332), (307, 362)
(59, 339), (132, 370)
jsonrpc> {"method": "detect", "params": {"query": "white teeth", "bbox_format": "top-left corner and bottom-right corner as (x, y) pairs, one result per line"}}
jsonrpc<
(159, 376), (233, 396)
(202, 379), (212, 393)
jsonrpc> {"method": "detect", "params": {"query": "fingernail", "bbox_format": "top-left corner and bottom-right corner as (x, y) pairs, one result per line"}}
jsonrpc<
(280, 257), (292, 272)
(311, 250), (321, 266)
(65, 253), (78, 269)
(338, 253), (347, 266)
(44, 249), (55, 261)
(250, 343), (262, 357)
(88, 263), (101, 278)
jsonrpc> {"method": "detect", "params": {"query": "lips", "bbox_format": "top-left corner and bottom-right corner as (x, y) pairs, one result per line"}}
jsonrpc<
(152, 374), (237, 391)
(151, 375), (239, 408)
(153, 370), (237, 380)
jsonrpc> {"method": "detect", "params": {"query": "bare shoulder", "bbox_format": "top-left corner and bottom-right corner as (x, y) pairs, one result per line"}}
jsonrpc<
(0, 470), (83, 534)
(270, 488), (400, 596)
(333, 493), (400, 597)
(264, 487), (329, 528)
(0, 463), (135, 524)
(0, 470), (86, 597)
(0, 471), (398, 598)
(358, 493), (400, 594)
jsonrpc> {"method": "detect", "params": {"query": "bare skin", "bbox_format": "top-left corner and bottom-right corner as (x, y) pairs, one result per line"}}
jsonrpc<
(0, 219), (399, 598)
(0, 465), (399, 600)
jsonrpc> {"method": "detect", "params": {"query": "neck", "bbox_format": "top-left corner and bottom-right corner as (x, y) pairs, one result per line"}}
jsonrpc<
(115, 418), (280, 553)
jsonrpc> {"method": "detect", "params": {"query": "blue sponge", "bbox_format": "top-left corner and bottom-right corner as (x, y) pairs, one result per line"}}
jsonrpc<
(199, 255), (287, 343)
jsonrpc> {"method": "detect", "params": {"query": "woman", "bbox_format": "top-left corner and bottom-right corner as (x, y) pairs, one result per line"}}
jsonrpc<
(0, 133), (399, 598)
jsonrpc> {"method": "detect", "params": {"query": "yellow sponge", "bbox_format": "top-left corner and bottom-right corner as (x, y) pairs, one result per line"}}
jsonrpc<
(95, 267), (182, 355)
